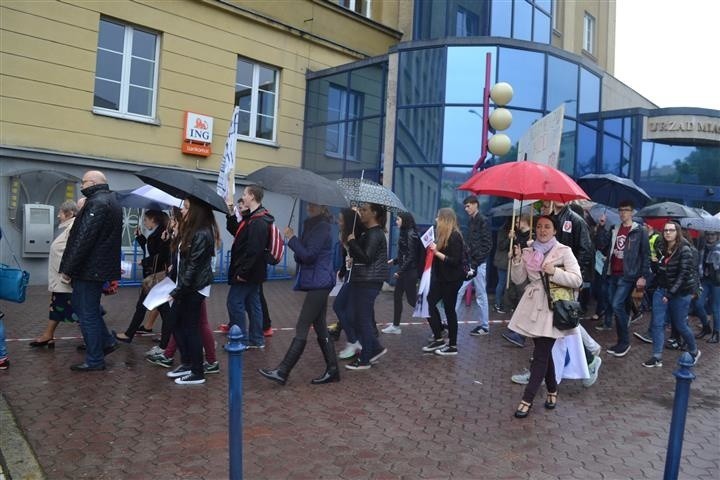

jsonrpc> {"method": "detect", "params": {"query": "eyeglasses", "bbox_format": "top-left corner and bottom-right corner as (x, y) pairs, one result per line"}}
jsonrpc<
(663, 229), (677, 232)
(618, 208), (633, 212)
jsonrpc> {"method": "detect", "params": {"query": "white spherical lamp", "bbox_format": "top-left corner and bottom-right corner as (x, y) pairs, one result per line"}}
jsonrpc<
(488, 134), (512, 156)
(490, 82), (514, 106)
(489, 108), (512, 131)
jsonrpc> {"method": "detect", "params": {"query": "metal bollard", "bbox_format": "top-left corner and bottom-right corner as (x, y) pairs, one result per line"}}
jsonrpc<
(663, 352), (696, 480)
(226, 325), (247, 480)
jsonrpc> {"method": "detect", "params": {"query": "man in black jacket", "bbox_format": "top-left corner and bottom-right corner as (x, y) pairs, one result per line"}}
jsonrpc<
(226, 185), (272, 348)
(455, 196), (492, 336)
(60, 170), (122, 371)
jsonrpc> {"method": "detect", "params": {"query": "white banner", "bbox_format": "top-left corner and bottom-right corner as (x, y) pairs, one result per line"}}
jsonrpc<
(517, 104), (565, 168)
(217, 106), (240, 202)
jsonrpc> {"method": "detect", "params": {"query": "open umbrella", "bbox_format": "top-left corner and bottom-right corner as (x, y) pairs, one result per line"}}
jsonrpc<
(488, 201), (538, 217)
(115, 185), (183, 210)
(135, 168), (228, 213)
(636, 201), (702, 219)
(680, 208), (720, 232)
(458, 160), (589, 203)
(577, 173), (651, 208)
(337, 177), (407, 212)
(246, 166), (348, 208)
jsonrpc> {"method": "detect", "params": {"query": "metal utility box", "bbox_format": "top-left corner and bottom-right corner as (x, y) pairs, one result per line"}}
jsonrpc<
(23, 204), (54, 257)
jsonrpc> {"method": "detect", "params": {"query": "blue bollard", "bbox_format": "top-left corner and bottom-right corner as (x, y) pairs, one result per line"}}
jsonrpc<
(226, 325), (247, 480)
(663, 352), (696, 480)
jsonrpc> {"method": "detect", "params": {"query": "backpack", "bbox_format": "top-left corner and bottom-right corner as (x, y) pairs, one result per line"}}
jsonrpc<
(235, 211), (285, 266)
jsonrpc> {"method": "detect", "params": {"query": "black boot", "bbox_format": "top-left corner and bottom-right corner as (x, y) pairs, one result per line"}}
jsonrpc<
(708, 331), (719, 344)
(311, 336), (340, 385)
(258, 338), (306, 386)
(696, 324), (712, 339)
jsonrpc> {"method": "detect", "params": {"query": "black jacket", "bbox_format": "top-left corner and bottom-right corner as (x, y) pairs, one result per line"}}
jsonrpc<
(60, 184), (123, 282)
(392, 228), (420, 275)
(554, 206), (594, 282)
(654, 239), (697, 297)
(466, 212), (492, 267)
(138, 226), (171, 277)
(228, 206), (272, 284)
(348, 225), (389, 286)
(431, 231), (465, 283)
(170, 227), (215, 298)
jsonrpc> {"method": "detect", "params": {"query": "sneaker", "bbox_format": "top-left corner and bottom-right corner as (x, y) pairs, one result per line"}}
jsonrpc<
(175, 373), (206, 385)
(422, 339), (446, 352)
(381, 325), (402, 334)
(427, 330), (447, 341)
(630, 312), (643, 324)
(493, 305), (506, 314)
(263, 328), (274, 337)
(666, 338), (683, 351)
(369, 348), (388, 364)
(345, 359), (371, 370)
(594, 325), (613, 332)
(0, 357), (9, 370)
(147, 354), (173, 368)
(691, 350), (701, 365)
(245, 343), (265, 350)
(167, 364), (192, 378)
(145, 345), (164, 356)
(339, 341), (361, 360)
(510, 369), (530, 385)
(204, 361), (220, 374)
(607, 344), (631, 357)
(218, 324), (230, 333)
(434, 345), (458, 356)
(642, 356), (663, 368)
(469, 326), (489, 336)
(583, 355), (602, 387)
(502, 331), (526, 347)
(633, 332), (652, 344)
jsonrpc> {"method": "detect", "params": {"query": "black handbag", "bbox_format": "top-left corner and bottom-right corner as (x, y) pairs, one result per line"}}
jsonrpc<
(541, 272), (582, 331)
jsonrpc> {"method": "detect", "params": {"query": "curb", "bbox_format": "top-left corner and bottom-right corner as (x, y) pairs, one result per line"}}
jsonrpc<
(0, 393), (45, 480)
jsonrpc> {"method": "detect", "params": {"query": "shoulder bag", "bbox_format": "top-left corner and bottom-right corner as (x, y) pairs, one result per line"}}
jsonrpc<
(540, 271), (582, 331)
(0, 231), (30, 303)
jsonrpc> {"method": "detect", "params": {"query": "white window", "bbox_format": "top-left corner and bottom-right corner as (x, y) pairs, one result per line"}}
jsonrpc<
(583, 12), (595, 54)
(337, 0), (371, 18)
(325, 85), (362, 160)
(235, 58), (279, 143)
(93, 18), (159, 121)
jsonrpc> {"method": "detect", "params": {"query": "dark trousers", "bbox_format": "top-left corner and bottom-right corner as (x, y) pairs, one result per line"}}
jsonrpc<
(393, 271), (418, 326)
(350, 285), (382, 363)
(333, 283), (357, 343)
(428, 280), (463, 346)
(294, 289), (332, 340)
(125, 289), (150, 339)
(158, 302), (174, 349)
(522, 337), (557, 403)
(172, 291), (205, 377)
(260, 284), (272, 330)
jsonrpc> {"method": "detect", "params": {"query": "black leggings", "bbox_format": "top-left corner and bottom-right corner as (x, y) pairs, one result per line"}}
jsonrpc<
(172, 291), (205, 377)
(427, 280), (463, 346)
(522, 337), (557, 403)
(393, 271), (418, 326)
(294, 289), (332, 341)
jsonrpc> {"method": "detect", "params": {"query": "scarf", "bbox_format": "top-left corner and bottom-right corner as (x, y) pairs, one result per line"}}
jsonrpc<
(522, 237), (557, 272)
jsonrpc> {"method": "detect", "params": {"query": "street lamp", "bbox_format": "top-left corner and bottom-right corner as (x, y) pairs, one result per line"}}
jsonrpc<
(472, 52), (514, 173)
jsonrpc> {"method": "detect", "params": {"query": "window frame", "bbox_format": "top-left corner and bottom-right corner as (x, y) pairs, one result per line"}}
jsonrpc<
(325, 83), (363, 161)
(337, 0), (371, 18)
(235, 58), (280, 145)
(92, 18), (160, 123)
(583, 12), (595, 55)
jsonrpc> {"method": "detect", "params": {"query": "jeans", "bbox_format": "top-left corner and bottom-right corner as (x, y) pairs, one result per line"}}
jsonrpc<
(350, 285), (382, 363)
(695, 280), (720, 331)
(606, 275), (635, 348)
(173, 291), (205, 377)
(0, 316), (7, 359)
(650, 288), (697, 357)
(73, 280), (116, 367)
(165, 301), (216, 364)
(227, 282), (263, 346)
(495, 268), (507, 308)
(333, 283), (357, 343)
(393, 271), (418, 326)
(455, 262), (489, 330)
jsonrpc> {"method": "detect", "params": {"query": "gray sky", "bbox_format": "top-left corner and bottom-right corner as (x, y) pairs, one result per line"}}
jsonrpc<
(614, 0), (720, 110)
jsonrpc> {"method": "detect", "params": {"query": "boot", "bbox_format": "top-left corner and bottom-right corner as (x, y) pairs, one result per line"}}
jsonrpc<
(695, 324), (712, 339)
(708, 331), (719, 344)
(311, 336), (340, 384)
(258, 338), (306, 386)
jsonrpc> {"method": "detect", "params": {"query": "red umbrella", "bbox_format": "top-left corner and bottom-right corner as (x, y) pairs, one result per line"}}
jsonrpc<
(458, 160), (590, 202)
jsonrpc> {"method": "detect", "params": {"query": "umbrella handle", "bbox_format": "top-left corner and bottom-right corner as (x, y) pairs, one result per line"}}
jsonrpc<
(288, 198), (298, 230)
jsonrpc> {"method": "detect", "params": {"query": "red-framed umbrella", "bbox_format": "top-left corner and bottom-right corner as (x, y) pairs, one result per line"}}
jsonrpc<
(458, 160), (590, 203)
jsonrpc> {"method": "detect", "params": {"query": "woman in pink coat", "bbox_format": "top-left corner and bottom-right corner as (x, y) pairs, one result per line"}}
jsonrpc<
(508, 215), (583, 418)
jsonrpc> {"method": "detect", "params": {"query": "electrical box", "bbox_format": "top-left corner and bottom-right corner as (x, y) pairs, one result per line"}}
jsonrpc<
(23, 204), (54, 257)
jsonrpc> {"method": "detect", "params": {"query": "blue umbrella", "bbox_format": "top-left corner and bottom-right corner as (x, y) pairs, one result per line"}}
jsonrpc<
(577, 173), (651, 208)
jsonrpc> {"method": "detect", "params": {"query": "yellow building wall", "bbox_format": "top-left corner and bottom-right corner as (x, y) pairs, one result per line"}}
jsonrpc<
(0, 0), (401, 176)
(553, 0), (615, 73)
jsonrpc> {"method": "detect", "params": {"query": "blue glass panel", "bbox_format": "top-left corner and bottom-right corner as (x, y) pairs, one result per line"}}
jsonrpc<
(490, 0), (512, 37)
(602, 134), (622, 174)
(349, 63), (385, 117)
(533, 9), (551, 43)
(578, 68), (600, 114)
(546, 55), (578, 116)
(398, 48), (446, 106)
(306, 73), (348, 126)
(413, 0), (450, 40)
(396, 106), (444, 166)
(443, 107), (483, 166)
(498, 47), (544, 109)
(623, 117), (632, 142)
(576, 124), (598, 177)
(621, 143), (631, 177)
(536, 0), (551, 13)
(393, 165), (442, 225)
(446, 46), (496, 104)
(496, 109), (542, 162)
(640, 143), (720, 186)
(558, 119), (576, 175)
(513, 0), (533, 41)
(604, 118), (622, 137)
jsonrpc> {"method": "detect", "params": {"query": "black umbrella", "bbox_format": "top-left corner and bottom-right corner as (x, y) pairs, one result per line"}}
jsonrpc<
(577, 173), (651, 208)
(246, 166), (348, 208)
(135, 168), (228, 213)
(636, 201), (702, 219)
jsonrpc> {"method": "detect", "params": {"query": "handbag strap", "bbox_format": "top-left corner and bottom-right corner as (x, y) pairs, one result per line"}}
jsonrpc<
(539, 272), (554, 311)
(2, 231), (23, 270)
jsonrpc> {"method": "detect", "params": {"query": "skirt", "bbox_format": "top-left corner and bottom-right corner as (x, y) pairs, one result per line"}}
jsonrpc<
(49, 292), (78, 323)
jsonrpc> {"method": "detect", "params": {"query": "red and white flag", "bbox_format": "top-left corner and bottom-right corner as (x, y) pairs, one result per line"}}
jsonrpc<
(413, 226), (435, 318)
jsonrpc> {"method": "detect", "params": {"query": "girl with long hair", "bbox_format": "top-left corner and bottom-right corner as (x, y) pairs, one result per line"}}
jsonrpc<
(383, 211), (420, 334)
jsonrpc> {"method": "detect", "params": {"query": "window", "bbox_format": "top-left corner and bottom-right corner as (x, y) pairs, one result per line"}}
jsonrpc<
(326, 84), (362, 159)
(235, 58), (279, 143)
(93, 18), (159, 120)
(583, 13), (595, 54)
(456, 7), (479, 37)
(337, 0), (370, 18)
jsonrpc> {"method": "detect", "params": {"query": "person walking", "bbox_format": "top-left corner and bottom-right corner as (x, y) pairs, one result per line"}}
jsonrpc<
(259, 203), (339, 385)
(383, 211), (420, 334)
(493, 219), (512, 314)
(695, 231), (720, 342)
(422, 208), (466, 356)
(60, 171), (123, 372)
(508, 215), (583, 418)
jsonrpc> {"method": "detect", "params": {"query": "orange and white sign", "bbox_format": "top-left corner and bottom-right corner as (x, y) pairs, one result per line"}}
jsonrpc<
(182, 112), (213, 157)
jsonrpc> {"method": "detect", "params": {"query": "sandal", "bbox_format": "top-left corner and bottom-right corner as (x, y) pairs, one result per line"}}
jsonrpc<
(514, 400), (532, 418)
(544, 391), (558, 410)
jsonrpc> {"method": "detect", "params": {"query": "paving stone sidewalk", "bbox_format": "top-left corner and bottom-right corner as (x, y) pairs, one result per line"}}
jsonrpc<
(0, 282), (718, 479)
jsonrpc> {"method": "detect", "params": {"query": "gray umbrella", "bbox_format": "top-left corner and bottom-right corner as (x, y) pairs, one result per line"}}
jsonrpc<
(246, 166), (348, 208)
(636, 201), (702, 219)
(680, 208), (720, 232)
(337, 177), (407, 212)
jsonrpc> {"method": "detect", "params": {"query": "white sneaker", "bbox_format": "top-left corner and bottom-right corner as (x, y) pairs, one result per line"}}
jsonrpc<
(339, 341), (361, 360)
(583, 355), (602, 387)
(145, 345), (164, 357)
(381, 325), (402, 334)
(510, 369), (530, 385)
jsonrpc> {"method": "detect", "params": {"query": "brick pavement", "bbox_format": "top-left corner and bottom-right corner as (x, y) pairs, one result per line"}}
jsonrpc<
(0, 282), (718, 479)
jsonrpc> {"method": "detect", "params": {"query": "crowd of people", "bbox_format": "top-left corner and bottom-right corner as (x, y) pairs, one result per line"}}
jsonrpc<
(2, 170), (718, 419)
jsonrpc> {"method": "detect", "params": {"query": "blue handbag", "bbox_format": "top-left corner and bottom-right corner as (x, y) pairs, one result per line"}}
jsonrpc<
(0, 230), (30, 303)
